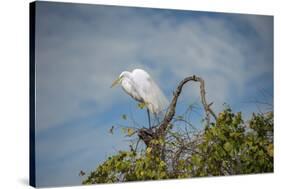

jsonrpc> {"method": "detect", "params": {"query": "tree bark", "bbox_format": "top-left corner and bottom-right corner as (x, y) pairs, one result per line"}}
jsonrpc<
(138, 75), (217, 155)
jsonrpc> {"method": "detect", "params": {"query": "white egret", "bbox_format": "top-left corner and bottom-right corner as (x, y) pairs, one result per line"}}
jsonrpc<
(111, 69), (168, 128)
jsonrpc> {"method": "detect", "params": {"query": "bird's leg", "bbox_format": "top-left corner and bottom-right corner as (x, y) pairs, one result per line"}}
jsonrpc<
(147, 108), (151, 129)
(155, 113), (161, 125)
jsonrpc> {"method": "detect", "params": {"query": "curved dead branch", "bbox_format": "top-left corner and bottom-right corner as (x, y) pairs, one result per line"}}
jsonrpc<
(157, 75), (217, 135)
(138, 75), (217, 148)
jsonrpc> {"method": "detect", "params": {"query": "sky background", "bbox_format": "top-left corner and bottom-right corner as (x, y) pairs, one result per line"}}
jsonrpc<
(34, 1), (273, 187)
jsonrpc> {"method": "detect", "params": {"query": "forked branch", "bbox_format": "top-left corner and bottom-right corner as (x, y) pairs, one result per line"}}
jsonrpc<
(138, 75), (217, 146)
(156, 75), (217, 136)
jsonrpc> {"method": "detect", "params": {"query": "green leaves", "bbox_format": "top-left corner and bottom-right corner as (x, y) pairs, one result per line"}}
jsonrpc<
(138, 102), (147, 109)
(191, 155), (202, 165)
(82, 148), (168, 184)
(83, 108), (273, 184)
(121, 127), (135, 136)
(146, 147), (152, 154)
(121, 114), (127, 120)
(189, 109), (273, 176)
(175, 115), (184, 120)
(223, 142), (232, 152)
(267, 144), (273, 157)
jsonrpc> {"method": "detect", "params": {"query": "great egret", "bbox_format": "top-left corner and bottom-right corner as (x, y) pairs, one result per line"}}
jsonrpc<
(111, 69), (168, 128)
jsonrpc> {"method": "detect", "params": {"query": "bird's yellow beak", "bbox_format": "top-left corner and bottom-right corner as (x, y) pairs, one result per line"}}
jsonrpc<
(111, 77), (121, 88)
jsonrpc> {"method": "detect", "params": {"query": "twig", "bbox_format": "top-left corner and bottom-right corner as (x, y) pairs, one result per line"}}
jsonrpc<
(157, 75), (217, 136)
(137, 74), (217, 162)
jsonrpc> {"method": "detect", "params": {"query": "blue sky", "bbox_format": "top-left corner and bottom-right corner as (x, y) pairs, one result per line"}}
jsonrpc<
(34, 1), (273, 187)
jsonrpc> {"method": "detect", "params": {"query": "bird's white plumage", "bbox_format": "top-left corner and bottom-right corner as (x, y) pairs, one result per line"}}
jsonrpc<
(116, 69), (169, 115)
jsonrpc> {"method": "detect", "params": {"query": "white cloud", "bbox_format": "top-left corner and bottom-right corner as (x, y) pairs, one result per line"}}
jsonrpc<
(35, 4), (273, 131)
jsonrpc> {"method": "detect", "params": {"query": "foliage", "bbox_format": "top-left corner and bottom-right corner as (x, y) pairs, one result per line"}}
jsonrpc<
(188, 108), (273, 176)
(82, 108), (273, 184)
(82, 149), (168, 184)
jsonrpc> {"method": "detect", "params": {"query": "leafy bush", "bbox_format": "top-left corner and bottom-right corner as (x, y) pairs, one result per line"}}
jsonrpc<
(82, 108), (273, 184)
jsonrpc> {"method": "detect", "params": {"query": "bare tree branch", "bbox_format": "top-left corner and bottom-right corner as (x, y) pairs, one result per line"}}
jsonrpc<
(157, 75), (217, 137)
(137, 75), (217, 151)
